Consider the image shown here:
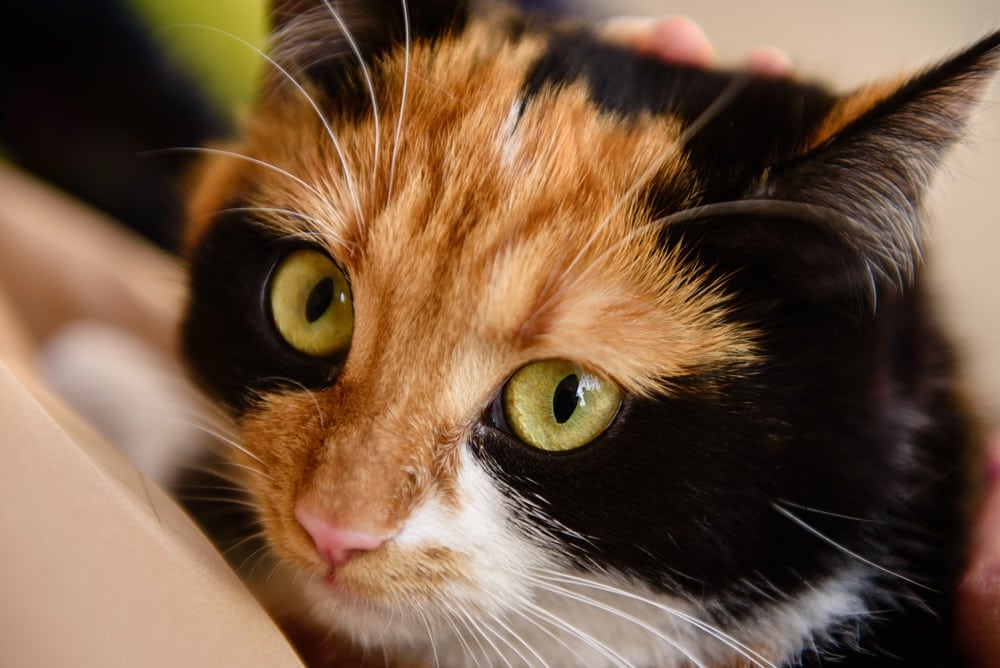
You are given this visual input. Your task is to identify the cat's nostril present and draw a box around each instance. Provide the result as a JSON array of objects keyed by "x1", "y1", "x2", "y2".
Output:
[{"x1": 294, "y1": 505, "x2": 386, "y2": 569}]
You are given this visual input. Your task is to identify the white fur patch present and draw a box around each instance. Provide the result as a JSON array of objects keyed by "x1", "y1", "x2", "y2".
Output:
[{"x1": 297, "y1": 441, "x2": 874, "y2": 667}]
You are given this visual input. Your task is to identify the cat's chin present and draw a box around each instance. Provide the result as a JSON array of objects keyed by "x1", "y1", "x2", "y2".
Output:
[{"x1": 298, "y1": 570, "x2": 449, "y2": 660}]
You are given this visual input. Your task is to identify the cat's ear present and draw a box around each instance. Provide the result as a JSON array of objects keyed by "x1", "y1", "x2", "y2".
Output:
[
  {"x1": 764, "y1": 31, "x2": 999, "y2": 295},
  {"x1": 266, "y1": 0, "x2": 469, "y2": 87}
]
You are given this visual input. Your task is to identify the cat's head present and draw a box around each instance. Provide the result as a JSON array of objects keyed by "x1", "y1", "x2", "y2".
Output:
[{"x1": 182, "y1": 0, "x2": 999, "y2": 663}]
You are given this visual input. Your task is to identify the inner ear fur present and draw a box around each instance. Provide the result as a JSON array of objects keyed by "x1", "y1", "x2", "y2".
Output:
[{"x1": 761, "y1": 31, "x2": 1000, "y2": 296}]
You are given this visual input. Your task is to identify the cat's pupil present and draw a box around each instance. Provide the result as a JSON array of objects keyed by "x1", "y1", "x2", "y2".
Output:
[
  {"x1": 552, "y1": 374, "x2": 580, "y2": 424},
  {"x1": 305, "y1": 277, "x2": 335, "y2": 323}
]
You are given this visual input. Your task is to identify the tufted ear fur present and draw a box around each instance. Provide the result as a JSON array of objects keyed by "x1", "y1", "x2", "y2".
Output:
[
  {"x1": 761, "y1": 31, "x2": 1000, "y2": 298},
  {"x1": 266, "y1": 0, "x2": 469, "y2": 96}
]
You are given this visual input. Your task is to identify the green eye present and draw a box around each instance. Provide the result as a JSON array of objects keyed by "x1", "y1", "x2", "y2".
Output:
[
  {"x1": 501, "y1": 360, "x2": 622, "y2": 452},
  {"x1": 269, "y1": 249, "x2": 353, "y2": 357}
]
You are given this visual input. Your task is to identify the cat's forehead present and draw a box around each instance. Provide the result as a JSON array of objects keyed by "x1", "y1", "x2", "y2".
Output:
[{"x1": 188, "y1": 21, "x2": 759, "y2": 397}]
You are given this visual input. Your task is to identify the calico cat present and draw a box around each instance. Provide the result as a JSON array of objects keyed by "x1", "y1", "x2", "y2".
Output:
[{"x1": 178, "y1": 1, "x2": 1000, "y2": 665}]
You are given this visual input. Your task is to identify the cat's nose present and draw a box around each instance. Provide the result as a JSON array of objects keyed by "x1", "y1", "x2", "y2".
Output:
[{"x1": 294, "y1": 505, "x2": 386, "y2": 569}]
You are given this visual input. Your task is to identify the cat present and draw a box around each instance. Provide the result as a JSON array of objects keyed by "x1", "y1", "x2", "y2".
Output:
[{"x1": 177, "y1": 0, "x2": 1000, "y2": 665}]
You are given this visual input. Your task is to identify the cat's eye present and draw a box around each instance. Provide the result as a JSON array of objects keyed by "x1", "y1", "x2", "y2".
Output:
[
  {"x1": 269, "y1": 249, "x2": 353, "y2": 357},
  {"x1": 501, "y1": 360, "x2": 622, "y2": 452}
]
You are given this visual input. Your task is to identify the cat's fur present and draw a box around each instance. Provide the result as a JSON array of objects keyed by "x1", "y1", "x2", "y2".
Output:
[{"x1": 179, "y1": 1, "x2": 1000, "y2": 665}]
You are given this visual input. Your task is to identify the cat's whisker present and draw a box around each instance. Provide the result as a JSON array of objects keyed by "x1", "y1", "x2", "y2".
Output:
[
  {"x1": 243, "y1": 542, "x2": 280, "y2": 580},
  {"x1": 205, "y1": 206, "x2": 349, "y2": 248},
  {"x1": 542, "y1": 196, "x2": 884, "y2": 344},
  {"x1": 530, "y1": 568, "x2": 776, "y2": 668},
  {"x1": 437, "y1": 601, "x2": 483, "y2": 668},
  {"x1": 414, "y1": 608, "x2": 441, "y2": 668},
  {"x1": 180, "y1": 495, "x2": 260, "y2": 510},
  {"x1": 220, "y1": 529, "x2": 269, "y2": 561},
  {"x1": 449, "y1": 602, "x2": 490, "y2": 668},
  {"x1": 256, "y1": 376, "x2": 328, "y2": 431},
  {"x1": 772, "y1": 502, "x2": 935, "y2": 592},
  {"x1": 456, "y1": 605, "x2": 514, "y2": 668},
  {"x1": 778, "y1": 499, "x2": 880, "y2": 524},
  {"x1": 147, "y1": 146, "x2": 323, "y2": 201},
  {"x1": 484, "y1": 609, "x2": 548, "y2": 668},
  {"x1": 387, "y1": 0, "x2": 411, "y2": 205},
  {"x1": 164, "y1": 23, "x2": 363, "y2": 221},
  {"x1": 319, "y1": 0, "x2": 382, "y2": 190},
  {"x1": 518, "y1": 598, "x2": 631, "y2": 668},
  {"x1": 528, "y1": 578, "x2": 704, "y2": 667},
  {"x1": 227, "y1": 460, "x2": 275, "y2": 482},
  {"x1": 183, "y1": 422, "x2": 266, "y2": 466},
  {"x1": 509, "y1": 602, "x2": 592, "y2": 667}
]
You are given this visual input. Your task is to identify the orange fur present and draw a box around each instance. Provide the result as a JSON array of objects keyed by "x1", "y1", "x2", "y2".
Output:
[
  {"x1": 188, "y1": 19, "x2": 759, "y2": 606},
  {"x1": 805, "y1": 77, "x2": 903, "y2": 152}
]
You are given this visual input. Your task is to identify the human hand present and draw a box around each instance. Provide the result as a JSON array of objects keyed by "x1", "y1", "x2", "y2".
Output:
[
  {"x1": 601, "y1": 15, "x2": 792, "y2": 75},
  {"x1": 956, "y1": 434, "x2": 1000, "y2": 664},
  {"x1": 601, "y1": 15, "x2": 1000, "y2": 665}
]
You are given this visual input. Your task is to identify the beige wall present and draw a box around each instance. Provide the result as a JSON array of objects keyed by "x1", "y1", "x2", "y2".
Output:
[{"x1": 586, "y1": 1, "x2": 1000, "y2": 421}]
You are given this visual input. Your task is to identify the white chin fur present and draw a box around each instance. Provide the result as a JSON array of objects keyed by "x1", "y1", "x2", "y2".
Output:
[{"x1": 296, "y1": 446, "x2": 872, "y2": 667}]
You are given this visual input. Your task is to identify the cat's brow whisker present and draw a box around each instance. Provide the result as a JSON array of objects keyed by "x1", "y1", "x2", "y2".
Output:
[
  {"x1": 145, "y1": 146, "x2": 324, "y2": 200},
  {"x1": 319, "y1": 0, "x2": 382, "y2": 190},
  {"x1": 531, "y1": 568, "x2": 776, "y2": 668},
  {"x1": 204, "y1": 206, "x2": 346, "y2": 248},
  {"x1": 544, "y1": 196, "x2": 883, "y2": 331},
  {"x1": 772, "y1": 502, "x2": 936, "y2": 592},
  {"x1": 161, "y1": 23, "x2": 364, "y2": 221},
  {"x1": 387, "y1": 0, "x2": 412, "y2": 205}
]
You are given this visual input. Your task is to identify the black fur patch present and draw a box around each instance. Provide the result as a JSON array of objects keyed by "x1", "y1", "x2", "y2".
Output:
[
  {"x1": 267, "y1": 0, "x2": 469, "y2": 116},
  {"x1": 182, "y1": 213, "x2": 348, "y2": 412},
  {"x1": 522, "y1": 30, "x2": 836, "y2": 202}
]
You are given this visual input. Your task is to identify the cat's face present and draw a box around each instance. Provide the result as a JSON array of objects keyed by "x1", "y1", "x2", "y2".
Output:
[{"x1": 182, "y1": 1, "x2": 999, "y2": 664}]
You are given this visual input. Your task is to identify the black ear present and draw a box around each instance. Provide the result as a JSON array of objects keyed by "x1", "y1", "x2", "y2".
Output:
[
  {"x1": 267, "y1": 0, "x2": 469, "y2": 89},
  {"x1": 762, "y1": 31, "x2": 1000, "y2": 295}
]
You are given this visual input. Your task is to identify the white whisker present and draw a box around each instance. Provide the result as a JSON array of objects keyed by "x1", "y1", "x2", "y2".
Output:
[
  {"x1": 161, "y1": 23, "x2": 364, "y2": 221},
  {"x1": 387, "y1": 0, "x2": 411, "y2": 205},
  {"x1": 519, "y1": 599, "x2": 631, "y2": 667},
  {"x1": 147, "y1": 146, "x2": 323, "y2": 200},
  {"x1": 257, "y1": 376, "x2": 327, "y2": 430},
  {"x1": 320, "y1": 0, "x2": 382, "y2": 188},
  {"x1": 438, "y1": 602, "x2": 483, "y2": 668},
  {"x1": 532, "y1": 569, "x2": 776, "y2": 668},
  {"x1": 414, "y1": 608, "x2": 440, "y2": 668},
  {"x1": 530, "y1": 579, "x2": 704, "y2": 667},
  {"x1": 773, "y1": 503, "x2": 935, "y2": 592},
  {"x1": 184, "y1": 422, "x2": 264, "y2": 465},
  {"x1": 459, "y1": 605, "x2": 513, "y2": 668}
]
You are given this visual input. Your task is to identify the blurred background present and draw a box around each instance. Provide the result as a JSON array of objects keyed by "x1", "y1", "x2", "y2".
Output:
[{"x1": 0, "y1": 0, "x2": 997, "y2": 418}]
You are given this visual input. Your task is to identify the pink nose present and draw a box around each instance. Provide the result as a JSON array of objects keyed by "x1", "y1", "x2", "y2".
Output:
[{"x1": 294, "y1": 505, "x2": 385, "y2": 569}]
